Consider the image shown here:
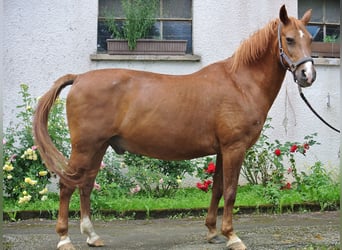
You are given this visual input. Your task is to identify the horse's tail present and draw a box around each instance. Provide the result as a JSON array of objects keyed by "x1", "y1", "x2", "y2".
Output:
[{"x1": 33, "y1": 74, "x2": 78, "y2": 186}]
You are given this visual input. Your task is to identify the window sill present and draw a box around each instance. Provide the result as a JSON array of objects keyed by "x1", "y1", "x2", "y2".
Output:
[
  {"x1": 90, "y1": 53, "x2": 201, "y2": 62},
  {"x1": 313, "y1": 58, "x2": 340, "y2": 66}
]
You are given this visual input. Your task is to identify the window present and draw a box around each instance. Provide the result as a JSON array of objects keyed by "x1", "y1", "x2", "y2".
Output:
[
  {"x1": 97, "y1": 0, "x2": 193, "y2": 54},
  {"x1": 298, "y1": 0, "x2": 340, "y2": 58}
]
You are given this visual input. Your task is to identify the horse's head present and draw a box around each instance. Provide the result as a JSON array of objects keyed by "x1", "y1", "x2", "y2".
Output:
[{"x1": 278, "y1": 5, "x2": 316, "y2": 87}]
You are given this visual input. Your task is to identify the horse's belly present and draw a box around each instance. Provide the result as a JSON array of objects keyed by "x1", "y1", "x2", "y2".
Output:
[{"x1": 111, "y1": 132, "x2": 218, "y2": 161}]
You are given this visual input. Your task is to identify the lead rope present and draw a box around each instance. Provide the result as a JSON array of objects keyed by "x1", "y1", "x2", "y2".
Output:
[{"x1": 298, "y1": 86, "x2": 340, "y2": 133}]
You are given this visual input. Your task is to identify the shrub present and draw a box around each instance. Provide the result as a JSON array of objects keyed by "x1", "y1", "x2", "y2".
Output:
[
  {"x1": 123, "y1": 152, "x2": 196, "y2": 197},
  {"x1": 2, "y1": 84, "x2": 70, "y2": 203},
  {"x1": 242, "y1": 118, "x2": 319, "y2": 188}
]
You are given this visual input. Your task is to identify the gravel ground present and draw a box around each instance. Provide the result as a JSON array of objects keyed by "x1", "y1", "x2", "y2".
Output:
[{"x1": 3, "y1": 211, "x2": 340, "y2": 250}]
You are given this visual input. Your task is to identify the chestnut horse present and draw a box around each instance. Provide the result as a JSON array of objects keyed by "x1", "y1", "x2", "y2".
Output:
[{"x1": 33, "y1": 5, "x2": 315, "y2": 250}]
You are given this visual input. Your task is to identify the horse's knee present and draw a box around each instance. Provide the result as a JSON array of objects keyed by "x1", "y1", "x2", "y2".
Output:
[{"x1": 56, "y1": 219, "x2": 69, "y2": 236}]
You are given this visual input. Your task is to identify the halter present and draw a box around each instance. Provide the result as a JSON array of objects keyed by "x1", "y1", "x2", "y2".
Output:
[{"x1": 277, "y1": 23, "x2": 314, "y2": 82}]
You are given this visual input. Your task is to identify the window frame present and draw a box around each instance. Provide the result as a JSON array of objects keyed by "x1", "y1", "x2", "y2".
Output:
[
  {"x1": 299, "y1": 0, "x2": 340, "y2": 58},
  {"x1": 97, "y1": 0, "x2": 193, "y2": 55}
]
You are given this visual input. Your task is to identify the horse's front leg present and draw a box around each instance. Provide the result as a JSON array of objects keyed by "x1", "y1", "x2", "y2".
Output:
[
  {"x1": 56, "y1": 182, "x2": 76, "y2": 250},
  {"x1": 221, "y1": 147, "x2": 247, "y2": 250},
  {"x1": 205, "y1": 153, "x2": 225, "y2": 243},
  {"x1": 79, "y1": 177, "x2": 104, "y2": 247}
]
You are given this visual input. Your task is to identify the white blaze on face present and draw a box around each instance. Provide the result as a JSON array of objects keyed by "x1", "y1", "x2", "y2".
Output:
[
  {"x1": 297, "y1": 29, "x2": 315, "y2": 84},
  {"x1": 302, "y1": 61, "x2": 315, "y2": 84}
]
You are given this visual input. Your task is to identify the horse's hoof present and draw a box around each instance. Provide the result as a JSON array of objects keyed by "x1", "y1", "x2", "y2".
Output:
[
  {"x1": 227, "y1": 240, "x2": 247, "y2": 250},
  {"x1": 87, "y1": 238, "x2": 104, "y2": 247},
  {"x1": 57, "y1": 242, "x2": 77, "y2": 250},
  {"x1": 208, "y1": 235, "x2": 226, "y2": 244}
]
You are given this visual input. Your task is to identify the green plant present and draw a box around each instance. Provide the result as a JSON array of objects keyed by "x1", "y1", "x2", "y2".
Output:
[
  {"x1": 123, "y1": 152, "x2": 196, "y2": 198},
  {"x1": 242, "y1": 118, "x2": 319, "y2": 187},
  {"x1": 298, "y1": 161, "x2": 340, "y2": 210},
  {"x1": 104, "y1": 0, "x2": 158, "y2": 50},
  {"x1": 323, "y1": 35, "x2": 338, "y2": 43},
  {"x1": 2, "y1": 84, "x2": 70, "y2": 203}
]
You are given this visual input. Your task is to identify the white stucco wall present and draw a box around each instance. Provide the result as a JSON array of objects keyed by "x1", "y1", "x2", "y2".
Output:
[{"x1": 3, "y1": 1, "x2": 340, "y2": 175}]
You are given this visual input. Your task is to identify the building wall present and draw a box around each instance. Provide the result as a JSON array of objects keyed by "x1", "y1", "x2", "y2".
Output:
[{"x1": 3, "y1": 1, "x2": 340, "y2": 175}]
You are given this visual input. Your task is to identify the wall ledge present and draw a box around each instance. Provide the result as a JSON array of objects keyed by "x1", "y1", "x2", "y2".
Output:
[
  {"x1": 90, "y1": 53, "x2": 201, "y2": 62},
  {"x1": 313, "y1": 58, "x2": 340, "y2": 66}
]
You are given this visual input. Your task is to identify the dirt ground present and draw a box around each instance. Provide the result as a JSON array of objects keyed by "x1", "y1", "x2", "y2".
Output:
[{"x1": 3, "y1": 211, "x2": 340, "y2": 250}]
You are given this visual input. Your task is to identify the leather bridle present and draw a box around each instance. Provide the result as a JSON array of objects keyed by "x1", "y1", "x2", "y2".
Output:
[{"x1": 277, "y1": 23, "x2": 314, "y2": 82}]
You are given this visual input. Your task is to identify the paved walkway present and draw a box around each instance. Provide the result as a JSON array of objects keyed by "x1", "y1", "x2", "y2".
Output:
[{"x1": 3, "y1": 211, "x2": 340, "y2": 250}]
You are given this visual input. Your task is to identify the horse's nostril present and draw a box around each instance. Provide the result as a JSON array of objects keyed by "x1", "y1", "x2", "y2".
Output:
[{"x1": 301, "y1": 70, "x2": 307, "y2": 80}]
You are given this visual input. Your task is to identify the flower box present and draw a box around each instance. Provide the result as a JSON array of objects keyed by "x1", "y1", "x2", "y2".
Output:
[
  {"x1": 311, "y1": 42, "x2": 340, "y2": 58},
  {"x1": 106, "y1": 39, "x2": 187, "y2": 55}
]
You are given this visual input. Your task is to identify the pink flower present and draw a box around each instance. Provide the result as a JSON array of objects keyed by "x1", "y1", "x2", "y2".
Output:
[
  {"x1": 159, "y1": 178, "x2": 164, "y2": 184},
  {"x1": 100, "y1": 161, "x2": 106, "y2": 169},
  {"x1": 2, "y1": 139, "x2": 6, "y2": 145},
  {"x1": 287, "y1": 167, "x2": 292, "y2": 174},
  {"x1": 31, "y1": 145, "x2": 38, "y2": 150},
  {"x1": 10, "y1": 154, "x2": 17, "y2": 162},
  {"x1": 130, "y1": 184, "x2": 141, "y2": 194},
  {"x1": 205, "y1": 162, "x2": 216, "y2": 174},
  {"x1": 274, "y1": 149, "x2": 281, "y2": 156},
  {"x1": 93, "y1": 182, "x2": 101, "y2": 191}
]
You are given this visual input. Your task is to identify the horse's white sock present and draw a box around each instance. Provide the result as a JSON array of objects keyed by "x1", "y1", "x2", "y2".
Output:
[{"x1": 80, "y1": 216, "x2": 100, "y2": 245}]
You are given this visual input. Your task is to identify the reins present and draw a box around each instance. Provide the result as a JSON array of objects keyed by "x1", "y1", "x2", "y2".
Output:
[
  {"x1": 278, "y1": 23, "x2": 340, "y2": 134},
  {"x1": 298, "y1": 86, "x2": 340, "y2": 133}
]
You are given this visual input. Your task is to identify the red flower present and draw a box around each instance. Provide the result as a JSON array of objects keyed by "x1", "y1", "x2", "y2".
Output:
[
  {"x1": 196, "y1": 179, "x2": 213, "y2": 192},
  {"x1": 274, "y1": 148, "x2": 281, "y2": 156},
  {"x1": 290, "y1": 144, "x2": 298, "y2": 153},
  {"x1": 281, "y1": 182, "x2": 291, "y2": 190},
  {"x1": 205, "y1": 162, "x2": 216, "y2": 174},
  {"x1": 303, "y1": 143, "x2": 310, "y2": 150},
  {"x1": 196, "y1": 182, "x2": 209, "y2": 192},
  {"x1": 204, "y1": 180, "x2": 212, "y2": 186}
]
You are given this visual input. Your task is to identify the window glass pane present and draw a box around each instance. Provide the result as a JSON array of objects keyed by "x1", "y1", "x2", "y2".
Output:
[
  {"x1": 99, "y1": 0, "x2": 124, "y2": 18},
  {"x1": 306, "y1": 24, "x2": 323, "y2": 41},
  {"x1": 325, "y1": 0, "x2": 340, "y2": 23},
  {"x1": 326, "y1": 25, "x2": 340, "y2": 41},
  {"x1": 163, "y1": 21, "x2": 192, "y2": 53},
  {"x1": 97, "y1": 20, "x2": 112, "y2": 52},
  {"x1": 298, "y1": 0, "x2": 323, "y2": 23},
  {"x1": 162, "y1": 0, "x2": 192, "y2": 18}
]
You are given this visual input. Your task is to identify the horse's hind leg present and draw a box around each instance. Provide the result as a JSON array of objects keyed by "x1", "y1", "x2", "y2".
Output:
[
  {"x1": 78, "y1": 146, "x2": 107, "y2": 247},
  {"x1": 56, "y1": 182, "x2": 76, "y2": 250},
  {"x1": 79, "y1": 176, "x2": 104, "y2": 247},
  {"x1": 56, "y1": 145, "x2": 107, "y2": 249},
  {"x1": 205, "y1": 153, "x2": 225, "y2": 243}
]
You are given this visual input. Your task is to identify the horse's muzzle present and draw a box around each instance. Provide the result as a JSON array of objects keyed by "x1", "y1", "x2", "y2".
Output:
[{"x1": 295, "y1": 61, "x2": 316, "y2": 87}]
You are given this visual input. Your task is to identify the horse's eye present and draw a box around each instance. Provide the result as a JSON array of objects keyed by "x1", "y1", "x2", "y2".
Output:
[{"x1": 286, "y1": 37, "x2": 295, "y2": 45}]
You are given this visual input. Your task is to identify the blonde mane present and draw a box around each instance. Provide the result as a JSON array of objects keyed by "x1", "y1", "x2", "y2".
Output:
[{"x1": 231, "y1": 19, "x2": 279, "y2": 72}]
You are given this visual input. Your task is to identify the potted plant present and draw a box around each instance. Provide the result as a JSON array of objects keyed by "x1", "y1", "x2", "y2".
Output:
[
  {"x1": 311, "y1": 35, "x2": 340, "y2": 58},
  {"x1": 104, "y1": 0, "x2": 187, "y2": 55}
]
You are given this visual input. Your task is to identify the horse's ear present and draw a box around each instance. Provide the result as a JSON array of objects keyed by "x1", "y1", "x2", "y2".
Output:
[
  {"x1": 301, "y1": 9, "x2": 312, "y2": 25},
  {"x1": 279, "y1": 5, "x2": 289, "y2": 25}
]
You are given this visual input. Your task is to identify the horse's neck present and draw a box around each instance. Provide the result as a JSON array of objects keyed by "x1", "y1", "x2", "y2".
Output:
[{"x1": 236, "y1": 43, "x2": 286, "y2": 110}]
